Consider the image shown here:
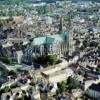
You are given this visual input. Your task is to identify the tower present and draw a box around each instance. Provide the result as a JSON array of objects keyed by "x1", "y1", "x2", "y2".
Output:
[
  {"x1": 59, "y1": 16, "x2": 63, "y2": 33},
  {"x1": 67, "y1": 12, "x2": 73, "y2": 57}
]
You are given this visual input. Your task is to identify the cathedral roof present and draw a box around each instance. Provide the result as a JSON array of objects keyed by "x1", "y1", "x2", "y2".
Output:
[{"x1": 31, "y1": 32, "x2": 67, "y2": 46}]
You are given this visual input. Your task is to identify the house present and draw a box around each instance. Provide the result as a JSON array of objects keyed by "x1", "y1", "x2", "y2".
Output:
[
  {"x1": 86, "y1": 83, "x2": 100, "y2": 99},
  {"x1": 1, "y1": 84, "x2": 40, "y2": 100},
  {"x1": 72, "y1": 89, "x2": 83, "y2": 98},
  {"x1": 83, "y1": 78, "x2": 100, "y2": 91}
]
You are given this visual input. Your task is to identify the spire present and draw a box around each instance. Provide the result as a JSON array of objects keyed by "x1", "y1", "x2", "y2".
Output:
[{"x1": 59, "y1": 16, "x2": 63, "y2": 33}]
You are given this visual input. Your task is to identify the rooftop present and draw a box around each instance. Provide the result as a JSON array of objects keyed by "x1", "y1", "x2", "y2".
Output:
[
  {"x1": 31, "y1": 32, "x2": 67, "y2": 46},
  {"x1": 89, "y1": 83, "x2": 100, "y2": 92}
]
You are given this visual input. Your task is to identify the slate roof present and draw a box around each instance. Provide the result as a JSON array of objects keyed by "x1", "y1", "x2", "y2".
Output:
[{"x1": 89, "y1": 83, "x2": 100, "y2": 92}]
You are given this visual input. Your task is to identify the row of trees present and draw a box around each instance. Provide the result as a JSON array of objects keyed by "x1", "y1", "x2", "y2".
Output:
[
  {"x1": 0, "y1": 86, "x2": 11, "y2": 93},
  {"x1": 0, "y1": 56, "x2": 11, "y2": 64},
  {"x1": 0, "y1": 56, "x2": 17, "y2": 65},
  {"x1": 33, "y1": 55, "x2": 57, "y2": 66},
  {"x1": 0, "y1": 10, "x2": 25, "y2": 17},
  {"x1": 57, "y1": 76, "x2": 78, "y2": 93},
  {"x1": 36, "y1": 5, "x2": 49, "y2": 15},
  {"x1": 0, "y1": 0, "x2": 30, "y2": 5}
]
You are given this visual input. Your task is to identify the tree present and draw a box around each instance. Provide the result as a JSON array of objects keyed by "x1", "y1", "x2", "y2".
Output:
[
  {"x1": 0, "y1": 71, "x2": 5, "y2": 76},
  {"x1": 67, "y1": 76, "x2": 78, "y2": 90},
  {"x1": 57, "y1": 81, "x2": 67, "y2": 93},
  {"x1": 78, "y1": 70, "x2": 85, "y2": 76},
  {"x1": 47, "y1": 55, "x2": 57, "y2": 65},
  {"x1": 36, "y1": 5, "x2": 49, "y2": 15},
  {"x1": 17, "y1": 97, "x2": 24, "y2": 100},
  {"x1": 67, "y1": 76, "x2": 74, "y2": 85},
  {"x1": 8, "y1": 70, "x2": 17, "y2": 76},
  {"x1": 1, "y1": 86, "x2": 11, "y2": 93},
  {"x1": 0, "y1": 45, "x2": 2, "y2": 49},
  {"x1": 0, "y1": 56, "x2": 11, "y2": 64},
  {"x1": 33, "y1": 55, "x2": 57, "y2": 66},
  {"x1": 96, "y1": 67, "x2": 100, "y2": 72}
]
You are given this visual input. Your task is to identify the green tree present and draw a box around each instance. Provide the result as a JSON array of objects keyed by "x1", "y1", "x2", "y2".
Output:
[
  {"x1": 0, "y1": 56, "x2": 11, "y2": 64},
  {"x1": 1, "y1": 86, "x2": 11, "y2": 93},
  {"x1": 36, "y1": 5, "x2": 49, "y2": 15},
  {"x1": 0, "y1": 71, "x2": 4, "y2": 76},
  {"x1": 67, "y1": 76, "x2": 78, "y2": 90},
  {"x1": 8, "y1": 70, "x2": 17, "y2": 75},
  {"x1": 78, "y1": 70, "x2": 85, "y2": 76},
  {"x1": 47, "y1": 55, "x2": 57, "y2": 65},
  {"x1": 57, "y1": 81, "x2": 67, "y2": 93},
  {"x1": 17, "y1": 97, "x2": 24, "y2": 100},
  {"x1": 67, "y1": 76, "x2": 74, "y2": 85},
  {"x1": 33, "y1": 55, "x2": 57, "y2": 66},
  {"x1": 96, "y1": 67, "x2": 100, "y2": 72}
]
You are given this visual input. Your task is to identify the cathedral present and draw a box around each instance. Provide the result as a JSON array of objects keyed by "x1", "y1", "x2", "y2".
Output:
[{"x1": 25, "y1": 17, "x2": 70, "y2": 59}]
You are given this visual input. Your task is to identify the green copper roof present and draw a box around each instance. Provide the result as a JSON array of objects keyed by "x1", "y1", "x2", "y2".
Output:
[
  {"x1": 32, "y1": 37, "x2": 46, "y2": 46},
  {"x1": 31, "y1": 32, "x2": 67, "y2": 46}
]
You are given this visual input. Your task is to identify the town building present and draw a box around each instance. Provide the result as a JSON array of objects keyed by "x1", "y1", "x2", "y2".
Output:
[{"x1": 86, "y1": 83, "x2": 100, "y2": 99}]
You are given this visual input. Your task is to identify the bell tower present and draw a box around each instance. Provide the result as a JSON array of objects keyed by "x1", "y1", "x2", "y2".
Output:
[
  {"x1": 67, "y1": 12, "x2": 74, "y2": 57},
  {"x1": 59, "y1": 16, "x2": 63, "y2": 33}
]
